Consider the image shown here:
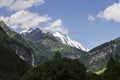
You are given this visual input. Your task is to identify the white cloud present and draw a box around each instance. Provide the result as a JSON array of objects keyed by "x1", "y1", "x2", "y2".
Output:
[
  {"x1": 44, "y1": 19, "x2": 68, "y2": 35},
  {"x1": 97, "y1": 2, "x2": 120, "y2": 23},
  {"x1": 0, "y1": 0, "x2": 45, "y2": 11},
  {"x1": 0, "y1": 0, "x2": 14, "y2": 8},
  {"x1": 0, "y1": 0, "x2": 68, "y2": 36},
  {"x1": 0, "y1": 10, "x2": 51, "y2": 29},
  {"x1": 88, "y1": 14, "x2": 96, "y2": 21},
  {"x1": 10, "y1": 0, "x2": 44, "y2": 11}
]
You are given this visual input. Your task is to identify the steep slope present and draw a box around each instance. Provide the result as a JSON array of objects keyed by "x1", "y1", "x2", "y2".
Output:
[
  {"x1": 39, "y1": 32, "x2": 86, "y2": 58},
  {"x1": 0, "y1": 21, "x2": 34, "y2": 65},
  {"x1": 0, "y1": 25, "x2": 31, "y2": 80},
  {"x1": 20, "y1": 29, "x2": 89, "y2": 52},
  {"x1": 20, "y1": 28, "x2": 33, "y2": 36},
  {"x1": 20, "y1": 28, "x2": 87, "y2": 64},
  {"x1": 0, "y1": 22, "x2": 54, "y2": 65},
  {"x1": 53, "y1": 32, "x2": 89, "y2": 52},
  {"x1": 20, "y1": 28, "x2": 44, "y2": 41},
  {"x1": 87, "y1": 37, "x2": 120, "y2": 72},
  {"x1": 0, "y1": 21, "x2": 86, "y2": 66}
]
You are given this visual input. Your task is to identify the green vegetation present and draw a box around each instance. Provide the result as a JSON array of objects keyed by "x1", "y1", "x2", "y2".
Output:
[
  {"x1": 87, "y1": 35, "x2": 120, "y2": 72},
  {"x1": 13, "y1": 30, "x2": 85, "y2": 65},
  {"x1": 95, "y1": 68, "x2": 106, "y2": 75},
  {"x1": 22, "y1": 51, "x2": 120, "y2": 80},
  {"x1": 102, "y1": 56, "x2": 120, "y2": 80},
  {"x1": 0, "y1": 25, "x2": 32, "y2": 80},
  {"x1": 86, "y1": 72, "x2": 100, "y2": 80},
  {"x1": 1, "y1": 21, "x2": 120, "y2": 80},
  {"x1": 22, "y1": 52, "x2": 100, "y2": 80},
  {"x1": 0, "y1": 21, "x2": 86, "y2": 66},
  {"x1": 0, "y1": 21, "x2": 17, "y2": 38}
]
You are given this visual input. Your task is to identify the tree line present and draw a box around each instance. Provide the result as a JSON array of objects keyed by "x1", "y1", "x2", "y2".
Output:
[{"x1": 22, "y1": 51, "x2": 120, "y2": 80}]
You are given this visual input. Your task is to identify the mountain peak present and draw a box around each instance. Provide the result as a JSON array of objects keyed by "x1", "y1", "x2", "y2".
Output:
[
  {"x1": 20, "y1": 28, "x2": 33, "y2": 34},
  {"x1": 20, "y1": 28, "x2": 89, "y2": 51},
  {"x1": 53, "y1": 32, "x2": 89, "y2": 52},
  {"x1": 20, "y1": 28, "x2": 45, "y2": 41}
]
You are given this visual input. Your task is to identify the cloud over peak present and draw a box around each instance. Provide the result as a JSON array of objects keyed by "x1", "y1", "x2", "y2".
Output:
[
  {"x1": 97, "y1": 2, "x2": 120, "y2": 23},
  {"x1": 0, "y1": 10, "x2": 51, "y2": 29},
  {"x1": 0, "y1": 0, "x2": 14, "y2": 8},
  {"x1": 44, "y1": 19, "x2": 68, "y2": 35},
  {"x1": 0, "y1": 0, "x2": 69, "y2": 36}
]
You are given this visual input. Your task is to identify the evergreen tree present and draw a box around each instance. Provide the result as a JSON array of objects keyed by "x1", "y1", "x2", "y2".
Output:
[
  {"x1": 53, "y1": 51, "x2": 61, "y2": 60},
  {"x1": 85, "y1": 72, "x2": 100, "y2": 80},
  {"x1": 22, "y1": 52, "x2": 87, "y2": 80},
  {"x1": 102, "y1": 56, "x2": 120, "y2": 80}
]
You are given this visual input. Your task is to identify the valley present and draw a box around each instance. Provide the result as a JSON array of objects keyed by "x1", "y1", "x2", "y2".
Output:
[{"x1": 0, "y1": 21, "x2": 120, "y2": 80}]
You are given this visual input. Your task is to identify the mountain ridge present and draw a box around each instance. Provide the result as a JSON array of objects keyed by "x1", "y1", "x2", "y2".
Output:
[
  {"x1": 53, "y1": 32, "x2": 89, "y2": 52},
  {"x1": 1, "y1": 21, "x2": 120, "y2": 73},
  {"x1": 0, "y1": 21, "x2": 32, "y2": 80},
  {"x1": 20, "y1": 28, "x2": 89, "y2": 52},
  {"x1": 0, "y1": 21, "x2": 35, "y2": 65},
  {"x1": 19, "y1": 27, "x2": 87, "y2": 65},
  {"x1": 0, "y1": 21, "x2": 86, "y2": 66},
  {"x1": 86, "y1": 37, "x2": 120, "y2": 72}
]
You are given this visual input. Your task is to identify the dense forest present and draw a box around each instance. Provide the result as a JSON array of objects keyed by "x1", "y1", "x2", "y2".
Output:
[{"x1": 21, "y1": 51, "x2": 120, "y2": 80}]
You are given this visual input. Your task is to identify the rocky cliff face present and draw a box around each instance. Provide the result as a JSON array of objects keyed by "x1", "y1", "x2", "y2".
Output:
[
  {"x1": 87, "y1": 38, "x2": 120, "y2": 71},
  {"x1": 90, "y1": 44, "x2": 116, "y2": 63},
  {"x1": 20, "y1": 28, "x2": 45, "y2": 41},
  {"x1": 9, "y1": 42, "x2": 34, "y2": 65},
  {"x1": 20, "y1": 28, "x2": 89, "y2": 52},
  {"x1": 20, "y1": 27, "x2": 87, "y2": 65},
  {"x1": 0, "y1": 23, "x2": 32, "y2": 80},
  {"x1": 0, "y1": 21, "x2": 35, "y2": 66}
]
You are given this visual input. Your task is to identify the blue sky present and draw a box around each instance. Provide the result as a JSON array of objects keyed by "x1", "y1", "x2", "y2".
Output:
[{"x1": 0, "y1": 0, "x2": 120, "y2": 49}]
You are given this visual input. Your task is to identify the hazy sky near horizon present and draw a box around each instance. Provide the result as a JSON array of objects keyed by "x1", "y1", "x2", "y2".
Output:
[{"x1": 0, "y1": 0, "x2": 120, "y2": 49}]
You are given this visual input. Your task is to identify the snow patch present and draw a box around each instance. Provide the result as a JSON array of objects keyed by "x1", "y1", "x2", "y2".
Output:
[
  {"x1": 20, "y1": 28, "x2": 33, "y2": 35},
  {"x1": 53, "y1": 32, "x2": 89, "y2": 52}
]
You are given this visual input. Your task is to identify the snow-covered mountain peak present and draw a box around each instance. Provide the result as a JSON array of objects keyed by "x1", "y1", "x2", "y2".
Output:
[
  {"x1": 20, "y1": 29, "x2": 89, "y2": 52},
  {"x1": 53, "y1": 32, "x2": 89, "y2": 52},
  {"x1": 20, "y1": 28, "x2": 33, "y2": 35}
]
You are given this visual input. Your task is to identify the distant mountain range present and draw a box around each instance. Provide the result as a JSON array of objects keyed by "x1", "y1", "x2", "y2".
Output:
[
  {"x1": 19, "y1": 27, "x2": 88, "y2": 64},
  {"x1": 1, "y1": 20, "x2": 120, "y2": 74},
  {"x1": 20, "y1": 28, "x2": 89, "y2": 52},
  {"x1": 0, "y1": 21, "x2": 87, "y2": 66}
]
